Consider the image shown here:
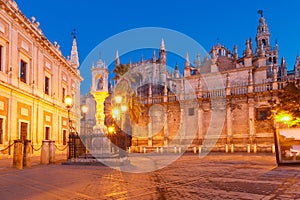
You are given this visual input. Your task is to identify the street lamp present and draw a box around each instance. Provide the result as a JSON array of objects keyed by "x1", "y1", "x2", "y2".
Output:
[
  {"x1": 112, "y1": 95, "x2": 128, "y2": 158},
  {"x1": 81, "y1": 104, "x2": 88, "y2": 135},
  {"x1": 81, "y1": 104, "x2": 89, "y2": 157},
  {"x1": 81, "y1": 104, "x2": 88, "y2": 115},
  {"x1": 273, "y1": 110, "x2": 293, "y2": 164},
  {"x1": 64, "y1": 95, "x2": 73, "y2": 159},
  {"x1": 65, "y1": 95, "x2": 73, "y2": 133}
]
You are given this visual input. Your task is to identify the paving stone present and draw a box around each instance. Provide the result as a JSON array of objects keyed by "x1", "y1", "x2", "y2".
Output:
[{"x1": 0, "y1": 153, "x2": 300, "y2": 199}]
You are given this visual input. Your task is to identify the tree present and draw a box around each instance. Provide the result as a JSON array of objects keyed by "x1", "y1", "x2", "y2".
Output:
[
  {"x1": 276, "y1": 82, "x2": 300, "y2": 126},
  {"x1": 112, "y1": 64, "x2": 130, "y2": 82}
]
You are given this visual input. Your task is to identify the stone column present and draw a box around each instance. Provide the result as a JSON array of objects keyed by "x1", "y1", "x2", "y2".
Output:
[
  {"x1": 148, "y1": 122, "x2": 152, "y2": 146},
  {"x1": 49, "y1": 141, "x2": 55, "y2": 164},
  {"x1": 40, "y1": 140, "x2": 50, "y2": 164},
  {"x1": 23, "y1": 140, "x2": 32, "y2": 168},
  {"x1": 180, "y1": 108, "x2": 185, "y2": 144},
  {"x1": 163, "y1": 109, "x2": 168, "y2": 146},
  {"x1": 198, "y1": 108, "x2": 203, "y2": 144},
  {"x1": 13, "y1": 140, "x2": 23, "y2": 169},
  {"x1": 226, "y1": 105, "x2": 232, "y2": 144},
  {"x1": 248, "y1": 101, "x2": 255, "y2": 143}
]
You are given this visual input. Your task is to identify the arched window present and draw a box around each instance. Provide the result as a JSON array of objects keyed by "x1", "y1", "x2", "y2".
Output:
[{"x1": 262, "y1": 39, "x2": 266, "y2": 47}]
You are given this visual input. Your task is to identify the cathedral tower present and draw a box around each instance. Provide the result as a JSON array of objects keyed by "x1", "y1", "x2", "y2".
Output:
[{"x1": 255, "y1": 10, "x2": 271, "y2": 55}]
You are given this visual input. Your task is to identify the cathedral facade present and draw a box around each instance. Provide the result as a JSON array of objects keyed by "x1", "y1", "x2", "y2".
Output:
[
  {"x1": 80, "y1": 13, "x2": 300, "y2": 153},
  {"x1": 0, "y1": 0, "x2": 82, "y2": 158},
  {"x1": 108, "y1": 13, "x2": 299, "y2": 152}
]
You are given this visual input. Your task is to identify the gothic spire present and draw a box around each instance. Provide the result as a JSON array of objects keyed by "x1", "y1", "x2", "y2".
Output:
[
  {"x1": 175, "y1": 62, "x2": 179, "y2": 71},
  {"x1": 185, "y1": 52, "x2": 190, "y2": 67},
  {"x1": 153, "y1": 50, "x2": 156, "y2": 62},
  {"x1": 160, "y1": 38, "x2": 165, "y2": 50},
  {"x1": 233, "y1": 44, "x2": 238, "y2": 60},
  {"x1": 115, "y1": 50, "x2": 120, "y2": 66},
  {"x1": 280, "y1": 56, "x2": 287, "y2": 78},
  {"x1": 197, "y1": 53, "x2": 201, "y2": 68},
  {"x1": 69, "y1": 33, "x2": 79, "y2": 69},
  {"x1": 245, "y1": 39, "x2": 252, "y2": 57}
]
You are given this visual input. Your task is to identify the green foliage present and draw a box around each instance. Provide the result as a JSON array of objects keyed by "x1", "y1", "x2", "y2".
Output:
[{"x1": 277, "y1": 82, "x2": 300, "y2": 126}]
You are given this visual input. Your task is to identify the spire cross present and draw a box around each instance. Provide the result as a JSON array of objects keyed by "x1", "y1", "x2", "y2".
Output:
[
  {"x1": 257, "y1": 10, "x2": 263, "y2": 17},
  {"x1": 71, "y1": 28, "x2": 77, "y2": 39}
]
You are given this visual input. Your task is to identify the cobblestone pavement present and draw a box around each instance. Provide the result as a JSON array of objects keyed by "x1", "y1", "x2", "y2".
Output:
[{"x1": 0, "y1": 153, "x2": 300, "y2": 200}]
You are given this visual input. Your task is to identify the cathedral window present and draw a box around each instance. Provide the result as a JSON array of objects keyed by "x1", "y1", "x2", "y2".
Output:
[
  {"x1": 45, "y1": 76, "x2": 50, "y2": 95},
  {"x1": 45, "y1": 126, "x2": 50, "y2": 140},
  {"x1": 0, "y1": 45, "x2": 2, "y2": 72},
  {"x1": 0, "y1": 118, "x2": 3, "y2": 144},
  {"x1": 256, "y1": 108, "x2": 271, "y2": 121},
  {"x1": 188, "y1": 108, "x2": 195, "y2": 116},
  {"x1": 20, "y1": 60, "x2": 27, "y2": 83},
  {"x1": 62, "y1": 87, "x2": 66, "y2": 102},
  {"x1": 262, "y1": 39, "x2": 266, "y2": 47},
  {"x1": 63, "y1": 129, "x2": 67, "y2": 145}
]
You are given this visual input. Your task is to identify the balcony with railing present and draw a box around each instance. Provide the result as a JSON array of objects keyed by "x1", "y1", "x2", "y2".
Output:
[{"x1": 135, "y1": 80, "x2": 289, "y2": 105}]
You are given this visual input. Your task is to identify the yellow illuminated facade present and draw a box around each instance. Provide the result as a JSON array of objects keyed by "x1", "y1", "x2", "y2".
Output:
[
  {"x1": 0, "y1": 0, "x2": 82, "y2": 158},
  {"x1": 91, "y1": 59, "x2": 109, "y2": 129}
]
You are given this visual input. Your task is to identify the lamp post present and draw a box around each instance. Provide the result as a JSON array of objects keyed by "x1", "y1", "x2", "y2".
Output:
[
  {"x1": 112, "y1": 95, "x2": 128, "y2": 158},
  {"x1": 81, "y1": 104, "x2": 88, "y2": 134},
  {"x1": 81, "y1": 104, "x2": 88, "y2": 157},
  {"x1": 64, "y1": 95, "x2": 73, "y2": 159},
  {"x1": 273, "y1": 110, "x2": 293, "y2": 164},
  {"x1": 65, "y1": 95, "x2": 73, "y2": 134}
]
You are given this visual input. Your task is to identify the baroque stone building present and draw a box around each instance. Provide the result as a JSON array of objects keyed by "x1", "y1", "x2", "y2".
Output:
[{"x1": 0, "y1": 0, "x2": 82, "y2": 158}]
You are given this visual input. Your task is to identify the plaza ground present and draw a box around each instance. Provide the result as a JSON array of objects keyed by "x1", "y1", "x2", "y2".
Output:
[{"x1": 0, "y1": 153, "x2": 300, "y2": 199}]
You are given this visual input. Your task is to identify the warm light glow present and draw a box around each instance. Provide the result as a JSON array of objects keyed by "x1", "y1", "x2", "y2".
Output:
[
  {"x1": 64, "y1": 95, "x2": 73, "y2": 108},
  {"x1": 108, "y1": 126, "x2": 115, "y2": 134},
  {"x1": 121, "y1": 105, "x2": 127, "y2": 112},
  {"x1": 275, "y1": 112, "x2": 293, "y2": 123},
  {"x1": 115, "y1": 96, "x2": 122, "y2": 104},
  {"x1": 81, "y1": 104, "x2": 88, "y2": 113},
  {"x1": 112, "y1": 108, "x2": 120, "y2": 118}
]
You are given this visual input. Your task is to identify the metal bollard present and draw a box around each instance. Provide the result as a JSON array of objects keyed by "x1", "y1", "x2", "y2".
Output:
[
  {"x1": 225, "y1": 144, "x2": 229, "y2": 153},
  {"x1": 160, "y1": 147, "x2": 164, "y2": 153},
  {"x1": 198, "y1": 146, "x2": 202, "y2": 154},
  {"x1": 156, "y1": 147, "x2": 159, "y2": 153},
  {"x1": 174, "y1": 146, "x2": 177, "y2": 153},
  {"x1": 253, "y1": 144, "x2": 257, "y2": 153},
  {"x1": 143, "y1": 147, "x2": 146, "y2": 153},
  {"x1": 193, "y1": 147, "x2": 197, "y2": 154},
  {"x1": 272, "y1": 144, "x2": 275, "y2": 154},
  {"x1": 231, "y1": 144, "x2": 234, "y2": 153},
  {"x1": 247, "y1": 144, "x2": 251, "y2": 153}
]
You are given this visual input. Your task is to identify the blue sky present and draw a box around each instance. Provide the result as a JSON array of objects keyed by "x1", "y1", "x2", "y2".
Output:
[{"x1": 16, "y1": 1, "x2": 300, "y2": 95}]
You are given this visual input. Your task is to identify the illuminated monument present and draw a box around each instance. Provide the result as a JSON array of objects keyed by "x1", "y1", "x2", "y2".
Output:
[{"x1": 90, "y1": 59, "x2": 110, "y2": 155}]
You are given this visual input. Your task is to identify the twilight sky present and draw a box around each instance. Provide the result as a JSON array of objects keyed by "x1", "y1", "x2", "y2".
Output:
[{"x1": 16, "y1": 0, "x2": 300, "y2": 95}]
